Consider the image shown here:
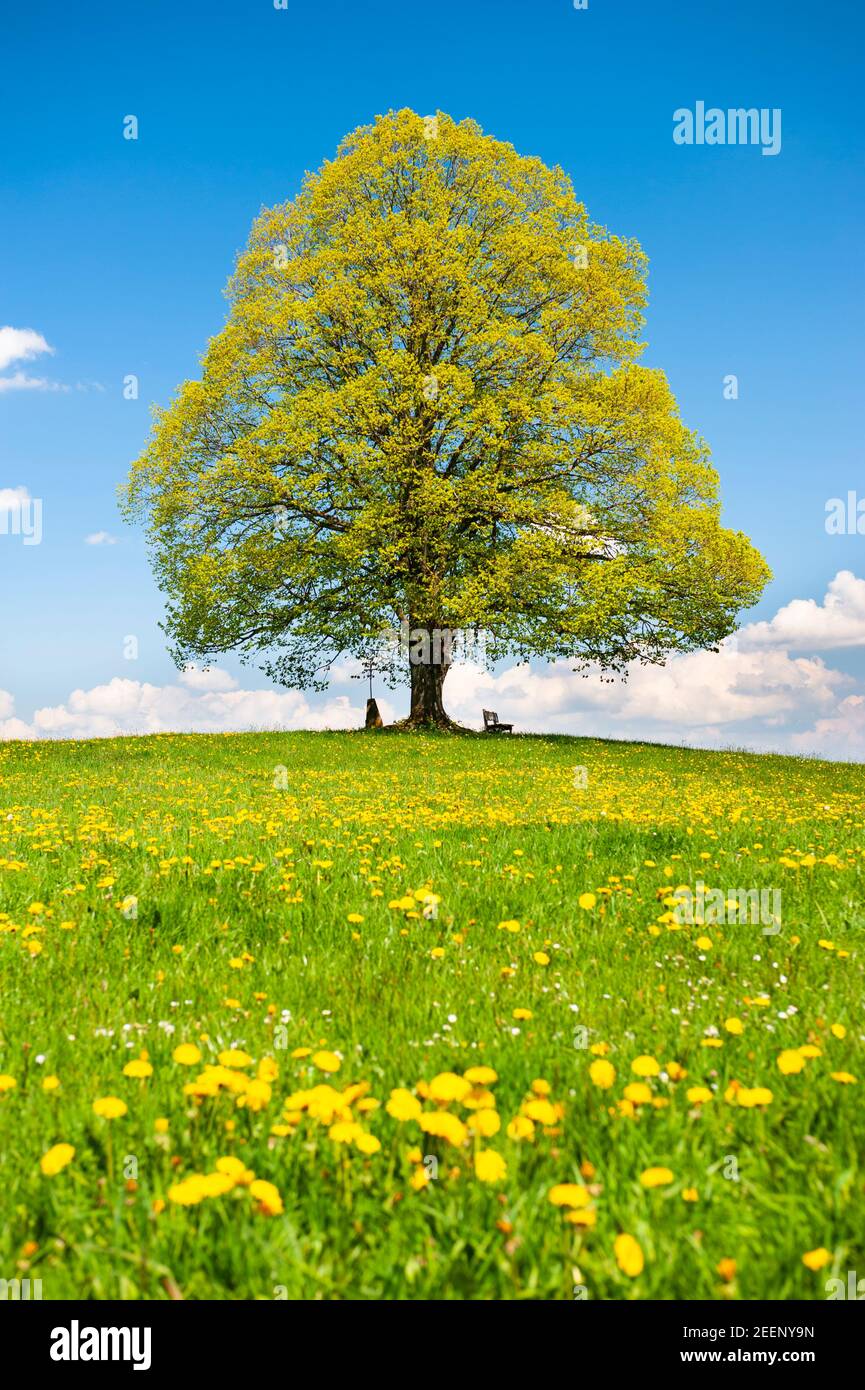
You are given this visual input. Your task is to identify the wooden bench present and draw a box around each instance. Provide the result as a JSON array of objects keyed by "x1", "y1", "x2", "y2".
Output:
[{"x1": 483, "y1": 709, "x2": 513, "y2": 734}]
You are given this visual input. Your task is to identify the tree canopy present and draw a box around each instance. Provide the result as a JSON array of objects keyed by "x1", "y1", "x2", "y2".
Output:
[{"x1": 124, "y1": 109, "x2": 770, "y2": 726}]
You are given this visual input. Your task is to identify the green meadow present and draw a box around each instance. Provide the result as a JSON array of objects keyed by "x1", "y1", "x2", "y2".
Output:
[{"x1": 0, "y1": 730, "x2": 862, "y2": 1300}]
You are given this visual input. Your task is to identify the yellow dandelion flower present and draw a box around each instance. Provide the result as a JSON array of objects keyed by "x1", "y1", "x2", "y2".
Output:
[
  {"x1": 589, "y1": 1059, "x2": 616, "y2": 1089},
  {"x1": 40, "y1": 1143, "x2": 75, "y2": 1176},
  {"x1": 215, "y1": 1156, "x2": 253, "y2": 1183},
  {"x1": 777, "y1": 1049, "x2": 806, "y2": 1075},
  {"x1": 428, "y1": 1072, "x2": 471, "y2": 1104},
  {"x1": 238, "y1": 1078, "x2": 272, "y2": 1111},
  {"x1": 329, "y1": 1121, "x2": 363, "y2": 1145},
  {"x1": 418, "y1": 1111, "x2": 468, "y2": 1147},
  {"x1": 355, "y1": 1133, "x2": 381, "y2": 1155},
  {"x1": 802, "y1": 1247, "x2": 832, "y2": 1271},
  {"x1": 249, "y1": 1179, "x2": 283, "y2": 1215},
  {"x1": 463, "y1": 1066, "x2": 498, "y2": 1086},
  {"x1": 737, "y1": 1086, "x2": 773, "y2": 1107},
  {"x1": 311, "y1": 1050, "x2": 341, "y2": 1074},
  {"x1": 386, "y1": 1089, "x2": 422, "y2": 1122},
  {"x1": 623, "y1": 1082, "x2": 653, "y2": 1105},
  {"x1": 168, "y1": 1177, "x2": 208, "y2": 1206},
  {"x1": 468, "y1": 1109, "x2": 501, "y2": 1138},
  {"x1": 197, "y1": 1171, "x2": 235, "y2": 1198},
  {"x1": 639, "y1": 1166, "x2": 674, "y2": 1188},
  {"x1": 474, "y1": 1149, "x2": 507, "y2": 1183},
  {"x1": 548, "y1": 1183, "x2": 591, "y2": 1208},
  {"x1": 507, "y1": 1115, "x2": 535, "y2": 1141},
  {"x1": 686, "y1": 1086, "x2": 713, "y2": 1104},
  {"x1": 122, "y1": 1060, "x2": 153, "y2": 1079},
  {"x1": 92, "y1": 1096, "x2": 127, "y2": 1119},
  {"x1": 522, "y1": 1098, "x2": 557, "y2": 1126},
  {"x1": 614, "y1": 1233, "x2": 644, "y2": 1277},
  {"x1": 217, "y1": 1049, "x2": 254, "y2": 1069},
  {"x1": 631, "y1": 1055, "x2": 660, "y2": 1077}
]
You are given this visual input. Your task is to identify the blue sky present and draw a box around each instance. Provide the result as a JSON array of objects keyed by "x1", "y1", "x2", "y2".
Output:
[{"x1": 2, "y1": 0, "x2": 864, "y2": 753}]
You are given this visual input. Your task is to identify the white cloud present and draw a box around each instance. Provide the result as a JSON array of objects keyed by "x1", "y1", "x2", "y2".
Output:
[
  {"x1": 443, "y1": 644, "x2": 848, "y2": 740},
  {"x1": 0, "y1": 372, "x2": 68, "y2": 394},
  {"x1": 0, "y1": 327, "x2": 53, "y2": 372},
  {"x1": 0, "y1": 689, "x2": 31, "y2": 741},
  {"x1": 790, "y1": 695, "x2": 865, "y2": 760},
  {"x1": 0, "y1": 675, "x2": 395, "y2": 742},
  {"x1": 738, "y1": 570, "x2": 865, "y2": 651},
  {"x1": 0, "y1": 718, "x2": 33, "y2": 740},
  {"x1": 180, "y1": 664, "x2": 239, "y2": 692},
  {"x1": 84, "y1": 531, "x2": 118, "y2": 546},
  {"x1": 0, "y1": 326, "x2": 64, "y2": 393}
]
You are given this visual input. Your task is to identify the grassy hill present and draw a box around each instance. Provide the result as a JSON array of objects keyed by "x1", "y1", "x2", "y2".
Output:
[{"x1": 0, "y1": 729, "x2": 862, "y2": 1299}]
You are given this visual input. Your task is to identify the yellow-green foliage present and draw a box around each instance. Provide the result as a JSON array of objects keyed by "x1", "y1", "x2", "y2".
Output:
[{"x1": 124, "y1": 110, "x2": 769, "y2": 694}]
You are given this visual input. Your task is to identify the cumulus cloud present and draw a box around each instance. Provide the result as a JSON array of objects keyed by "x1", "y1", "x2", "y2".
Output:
[
  {"x1": 84, "y1": 531, "x2": 118, "y2": 546},
  {"x1": 0, "y1": 676, "x2": 395, "y2": 742},
  {"x1": 790, "y1": 695, "x2": 865, "y2": 761},
  {"x1": 179, "y1": 664, "x2": 239, "y2": 692},
  {"x1": 738, "y1": 570, "x2": 865, "y2": 651},
  {"x1": 443, "y1": 644, "x2": 848, "y2": 743},
  {"x1": 0, "y1": 326, "x2": 64, "y2": 393},
  {"x1": 0, "y1": 689, "x2": 33, "y2": 741},
  {"x1": 0, "y1": 327, "x2": 53, "y2": 372}
]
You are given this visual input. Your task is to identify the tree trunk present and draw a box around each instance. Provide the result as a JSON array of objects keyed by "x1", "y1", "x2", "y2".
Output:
[
  {"x1": 409, "y1": 659, "x2": 450, "y2": 726},
  {"x1": 405, "y1": 622, "x2": 455, "y2": 728}
]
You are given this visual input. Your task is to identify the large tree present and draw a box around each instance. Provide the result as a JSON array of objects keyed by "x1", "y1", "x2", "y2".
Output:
[{"x1": 124, "y1": 109, "x2": 770, "y2": 727}]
